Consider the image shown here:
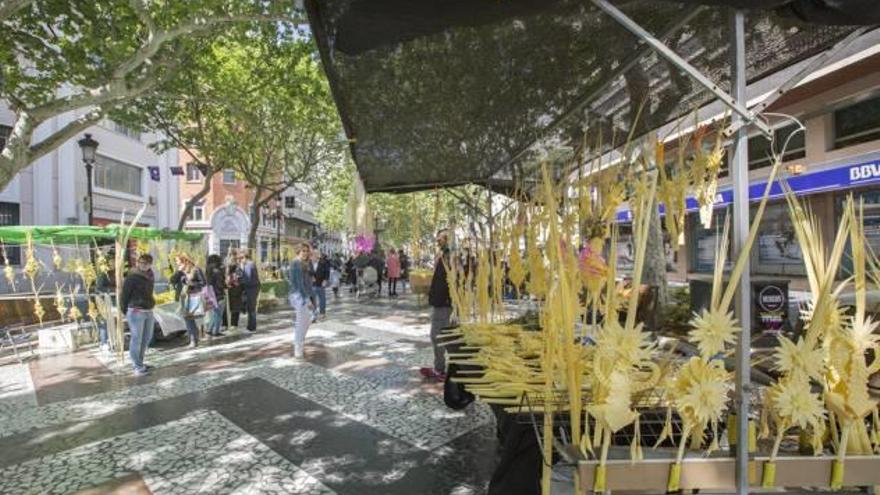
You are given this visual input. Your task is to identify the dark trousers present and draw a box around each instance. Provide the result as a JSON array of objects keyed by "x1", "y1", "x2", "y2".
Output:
[
  {"x1": 388, "y1": 278, "x2": 398, "y2": 295},
  {"x1": 243, "y1": 289, "x2": 259, "y2": 331},
  {"x1": 223, "y1": 311, "x2": 240, "y2": 328},
  {"x1": 488, "y1": 408, "x2": 542, "y2": 495}
]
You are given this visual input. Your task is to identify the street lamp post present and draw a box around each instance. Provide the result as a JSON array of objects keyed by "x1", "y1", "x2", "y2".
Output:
[
  {"x1": 275, "y1": 202, "x2": 282, "y2": 267},
  {"x1": 78, "y1": 133, "x2": 99, "y2": 226}
]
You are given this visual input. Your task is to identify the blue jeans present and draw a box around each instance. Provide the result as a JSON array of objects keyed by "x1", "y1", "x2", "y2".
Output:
[
  {"x1": 97, "y1": 319, "x2": 108, "y2": 346},
  {"x1": 184, "y1": 317, "x2": 199, "y2": 344},
  {"x1": 313, "y1": 285, "x2": 326, "y2": 317},
  {"x1": 209, "y1": 304, "x2": 223, "y2": 335},
  {"x1": 126, "y1": 309, "x2": 154, "y2": 371}
]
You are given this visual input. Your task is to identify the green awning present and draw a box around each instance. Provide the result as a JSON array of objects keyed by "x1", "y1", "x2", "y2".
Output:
[{"x1": 0, "y1": 226, "x2": 203, "y2": 245}]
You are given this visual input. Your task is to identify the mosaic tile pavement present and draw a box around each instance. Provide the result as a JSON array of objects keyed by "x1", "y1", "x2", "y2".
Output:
[
  {"x1": 0, "y1": 362, "x2": 36, "y2": 416},
  {"x1": 0, "y1": 293, "x2": 527, "y2": 495},
  {"x1": 0, "y1": 409, "x2": 336, "y2": 495}
]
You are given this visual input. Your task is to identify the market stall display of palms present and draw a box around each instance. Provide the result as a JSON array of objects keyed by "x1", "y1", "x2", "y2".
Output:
[{"x1": 0, "y1": 213, "x2": 205, "y2": 359}]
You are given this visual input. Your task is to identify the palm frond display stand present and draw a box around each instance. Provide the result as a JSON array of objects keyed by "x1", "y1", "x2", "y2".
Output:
[{"x1": 439, "y1": 5, "x2": 879, "y2": 494}]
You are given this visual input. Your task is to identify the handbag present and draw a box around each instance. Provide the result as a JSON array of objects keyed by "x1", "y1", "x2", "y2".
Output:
[
  {"x1": 201, "y1": 285, "x2": 218, "y2": 311},
  {"x1": 181, "y1": 293, "x2": 205, "y2": 318}
]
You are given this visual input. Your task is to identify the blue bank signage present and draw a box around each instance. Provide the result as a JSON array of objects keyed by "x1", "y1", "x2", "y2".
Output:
[{"x1": 615, "y1": 158, "x2": 880, "y2": 222}]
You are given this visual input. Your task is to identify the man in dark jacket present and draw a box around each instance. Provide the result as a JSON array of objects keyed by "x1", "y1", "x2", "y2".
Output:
[
  {"x1": 121, "y1": 253, "x2": 155, "y2": 376},
  {"x1": 237, "y1": 250, "x2": 260, "y2": 333},
  {"x1": 312, "y1": 252, "x2": 331, "y2": 321},
  {"x1": 421, "y1": 229, "x2": 452, "y2": 380}
]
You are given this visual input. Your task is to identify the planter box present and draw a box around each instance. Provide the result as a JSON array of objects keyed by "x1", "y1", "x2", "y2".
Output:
[{"x1": 37, "y1": 322, "x2": 91, "y2": 353}]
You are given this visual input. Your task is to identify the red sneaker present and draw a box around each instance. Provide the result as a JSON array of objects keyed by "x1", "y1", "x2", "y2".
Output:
[{"x1": 419, "y1": 367, "x2": 446, "y2": 380}]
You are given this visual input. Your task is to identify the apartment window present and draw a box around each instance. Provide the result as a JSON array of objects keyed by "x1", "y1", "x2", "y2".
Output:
[
  {"x1": 186, "y1": 163, "x2": 202, "y2": 182},
  {"x1": 109, "y1": 121, "x2": 141, "y2": 141},
  {"x1": 94, "y1": 155, "x2": 142, "y2": 196},
  {"x1": 222, "y1": 169, "x2": 236, "y2": 184},
  {"x1": 748, "y1": 123, "x2": 806, "y2": 170},
  {"x1": 284, "y1": 196, "x2": 295, "y2": 209},
  {"x1": 0, "y1": 125, "x2": 10, "y2": 151},
  {"x1": 0, "y1": 202, "x2": 20, "y2": 265},
  {"x1": 260, "y1": 240, "x2": 269, "y2": 262},
  {"x1": 188, "y1": 200, "x2": 204, "y2": 222},
  {"x1": 834, "y1": 95, "x2": 880, "y2": 149}
]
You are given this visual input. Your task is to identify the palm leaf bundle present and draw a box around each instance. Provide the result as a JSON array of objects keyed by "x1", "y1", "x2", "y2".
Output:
[{"x1": 662, "y1": 159, "x2": 780, "y2": 491}]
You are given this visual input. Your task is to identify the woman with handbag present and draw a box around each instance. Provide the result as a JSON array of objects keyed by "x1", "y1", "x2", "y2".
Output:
[
  {"x1": 174, "y1": 253, "x2": 206, "y2": 348},
  {"x1": 205, "y1": 254, "x2": 226, "y2": 337}
]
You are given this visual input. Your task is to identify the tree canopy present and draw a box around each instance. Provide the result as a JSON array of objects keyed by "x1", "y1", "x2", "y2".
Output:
[
  {"x1": 0, "y1": 0, "x2": 302, "y2": 190},
  {"x1": 114, "y1": 21, "x2": 343, "y2": 242}
]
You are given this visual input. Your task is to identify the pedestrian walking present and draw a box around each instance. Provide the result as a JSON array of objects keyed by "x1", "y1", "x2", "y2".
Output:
[
  {"x1": 224, "y1": 260, "x2": 243, "y2": 329},
  {"x1": 345, "y1": 255, "x2": 357, "y2": 294},
  {"x1": 399, "y1": 250, "x2": 410, "y2": 295},
  {"x1": 329, "y1": 263, "x2": 342, "y2": 299},
  {"x1": 121, "y1": 253, "x2": 155, "y2": 376},
  {"x1": 174, "y1": 253, "x2": 206, "y2": 348},
  {"x1": 288, "y1": 243, "x2": 314, "y2": 358},
  {"x1": 95, "y1": 265, "x2": 115, "y2": 352},
  {"x1": 312, "y1": 251, "x2": 330, "y2": 322},
  {"x1": 420, "y1": 229, "x2": 453, "y2": 381},
  {"x1": 237, "y1": 249, "x2": 260, "y2": 333},
  {"x1": 205, "y1": 254, "x2": 226, "y2": 337},
  {"x1": 386, "y1": 248, "x2": 401, "y2": 297}
]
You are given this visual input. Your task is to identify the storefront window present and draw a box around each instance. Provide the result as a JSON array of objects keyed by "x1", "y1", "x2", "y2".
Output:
[
  {"x1": 839, "y1": 189, "x2": 880, "y2": 276},
  {"x1": 753, "y1": 202, "x2": 805, "y2": 276},
  {"x1": 689, "y1": 210, "x2": 733, "y2": 273},
  {"x1": 614, "y1": 223, "x2": 677, "y2": 273},
  {"x1": 615, "y1": 225, "x2": 634, "y2": 273},
  {"x1": 0, "y1": 202, "x2": 20, "y2": 265},
  {"x1": 834, "y1": 95, "x2": 880, "y2": 149}
]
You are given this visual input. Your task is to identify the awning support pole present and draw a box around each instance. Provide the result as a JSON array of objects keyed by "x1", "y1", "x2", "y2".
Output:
[
  {"x1": 591, "y1": 0, "x2": 772, "y2": 138},
  {"x1": 729, "y1": 10, "x2": 751, "y2": 495}
]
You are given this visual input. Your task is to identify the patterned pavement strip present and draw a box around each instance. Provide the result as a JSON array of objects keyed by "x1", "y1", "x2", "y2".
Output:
[
  {"x1": 0, "y1": 362, "x2": 37, "y2": 417},
  {"x1": 0, "y1": 409, "x2": 337, "y2": 495},
  {"x1": 91, "y1": 324, "x2": 433, "y2": 380},
  {"x1": 0, "y1": 353, "x2": 492, "y2": 451}
]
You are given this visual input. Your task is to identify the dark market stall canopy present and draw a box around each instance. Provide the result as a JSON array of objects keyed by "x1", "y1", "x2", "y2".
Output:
[{"x1": 306, "y1": 0, "x2": 875, "y2": 193}]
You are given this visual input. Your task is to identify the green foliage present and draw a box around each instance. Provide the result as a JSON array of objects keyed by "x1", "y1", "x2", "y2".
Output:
[
  {"x1": 260, "y1": 280, "x2": 289, "y2": 298},
  {"x1": 113, "y1": 21, "x2": 344, "y2": 234},
  {"x1": 315, "y1": 160, "x2": 356, "y2": 232},
  {"x1": 660, "y1": 286, "x2": 692, "y2": 336},
  {"x1": 0, "y1": 0, "x2": 302, "y2": 188}
]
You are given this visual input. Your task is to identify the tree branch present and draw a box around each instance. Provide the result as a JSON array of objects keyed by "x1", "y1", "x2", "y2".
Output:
[
  {"x1": 113, "y1": 12, "x2": 302, "y2": 81},
  {"x1": 28, "y1": 108, "x2": 105, "y2": 161},
  {"x1": 0, "y1": 0, "x2": 33, "y2": 22}
]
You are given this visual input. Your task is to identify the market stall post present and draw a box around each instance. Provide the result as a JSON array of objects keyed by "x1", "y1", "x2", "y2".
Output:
[{"x1": 729, "y1": 10, "x2": 751, "y2": 495}]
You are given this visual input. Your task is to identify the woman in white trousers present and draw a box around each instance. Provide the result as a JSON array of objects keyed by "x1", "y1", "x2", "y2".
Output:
[{"x1": 288, "y1": 244, "x2": 314, "y2": 358}]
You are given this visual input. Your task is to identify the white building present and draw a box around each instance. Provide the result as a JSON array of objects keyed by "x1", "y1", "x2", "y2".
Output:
[{"x1": 0, "y1": 106, "x2": 180, "y2": 230}]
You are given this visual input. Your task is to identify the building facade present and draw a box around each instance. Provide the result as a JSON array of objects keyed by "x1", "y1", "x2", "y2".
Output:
[
  {"x1": 178, "y1": 153, "x2": 320, "y2": 262},
  {"x1": 0, "y1": 107, "x2": 180, "y2": 231},
  {"x1": 610, "y1": 32, "x2": 880, "y2": 295}
]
